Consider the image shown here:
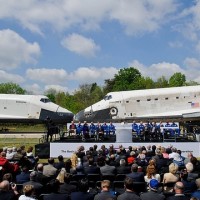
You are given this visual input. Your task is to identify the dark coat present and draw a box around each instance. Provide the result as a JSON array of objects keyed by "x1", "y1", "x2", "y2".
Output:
[{"x1": 126, "y1": 172, "x2": 145, "y2": 182}]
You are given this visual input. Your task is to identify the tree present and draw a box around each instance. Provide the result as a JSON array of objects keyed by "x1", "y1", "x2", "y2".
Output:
[
  {"x1": 55, "y1": 92, "x2": 66, "y2": 108},
  {"x1": 44, "y1": 88, "x2": 57, "y2": 103},
  {"x1": 155, "y1": 76, "x2": 169, "y2": 88},
  {"x1": 185, "y1": 80, "x2": 199, "y2": 86},
  {"x1": 103, "y1": 78, "x2": 115, "y2": 95},
  {"x1": 169, "y1": 72, "x2": 186, "y2": 87},
  {"x1": 139, "y1": 76, "x2": 155, "y2": 89},
  {"x1": 0, "y1": 82, "x2": 26, "y2": 94},
  {"x1": 112, "y1": 67, "x2": 142, "y2": 91}
]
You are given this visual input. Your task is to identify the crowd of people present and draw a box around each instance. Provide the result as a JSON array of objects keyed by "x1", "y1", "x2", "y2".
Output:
[
  {"x1": 67, "y1": 120, "x2": 181, "y2": 142},
  {"x1": 0, "y1": 143, "x2": 200, "y2": 200},
  {"x1": 68, "y1": 121, "x2": 116, "y2": 140}
]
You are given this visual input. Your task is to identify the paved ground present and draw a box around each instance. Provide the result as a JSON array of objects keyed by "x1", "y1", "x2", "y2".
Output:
[{"x1": 0, "y1": 133, "x2": 45, "y2": 138}]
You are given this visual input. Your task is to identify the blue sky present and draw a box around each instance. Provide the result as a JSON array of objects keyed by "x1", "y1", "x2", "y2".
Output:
[{"x1": 0, "y1": 0, "x2": 200, "y2": 94}]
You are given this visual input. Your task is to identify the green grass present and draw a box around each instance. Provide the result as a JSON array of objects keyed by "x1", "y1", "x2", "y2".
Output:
[
  {"x1": 0, "y1": 124, "x2": 47, "y2": 132},
  {"x1": 0, "y1": 137, "x2": 49, "y2": 163},
  {"x1": 0, "y1": 138, "x2": 40, "y2": 151}
]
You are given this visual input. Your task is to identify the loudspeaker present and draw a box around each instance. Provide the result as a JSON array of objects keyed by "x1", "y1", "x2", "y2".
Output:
[{"x1": 35, "y1": 143, "x2": 50, "y2": 159}]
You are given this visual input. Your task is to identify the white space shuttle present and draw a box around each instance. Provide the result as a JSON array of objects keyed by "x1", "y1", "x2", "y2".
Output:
[
  {"x1": 0, "y1": 94, "x2": 74, "y2": 124},
  {"x1": 75, "y1": 85, "x2": 200, "y2": 122}
]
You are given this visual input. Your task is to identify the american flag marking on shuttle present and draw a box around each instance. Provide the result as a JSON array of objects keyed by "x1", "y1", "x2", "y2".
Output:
[{"x1": 191, "y1": 102, "x2": 200, "y2": 108}]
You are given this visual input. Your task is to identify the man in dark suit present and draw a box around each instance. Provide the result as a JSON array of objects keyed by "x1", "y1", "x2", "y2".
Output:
[
  {"x1": 117, "y1": 177, "x2": 141, "y2": 200},
  {"x1": 59, "y1": 173, "x2": 77, "y2": 194},
  {"x1": 94, "y1": 180, "x2": 117, "y2": 200},
  {"x1": 126, "y1": 163, "x2": 145, "y2": 182},
  {"x1": 100, "y1": 157, "x2": 116, "y2": 175},
  {"x1": 140, "y1": 179, "x2": 165, "y2": 200},
  {"x1": 71, "y1": 178, "x2": 94, "y2": 200},
  {"x1": 116, "y1": 159, "x2": 131, "y2": 174},
  {"x1": 23, "y1": 171, "x2": 43, "y2": 198},
  {"x1": 35, "y1": 163, "x2": 49, "y2": 186},
  {"x1": 43, "y1": 179, "x2": 69, "y2": 200},
  {"x1": 54, "y1": 155, "x2": 65, "y2": 170},
  {"x1": 84, "y1": 157, "x2": 100, "y2": 174},
  {"x1": 166, "y1": 182, "x2": 190, "y2": 200},
  {"x1": 16, "y1": 166, "x2": 30, "y2": 184}
]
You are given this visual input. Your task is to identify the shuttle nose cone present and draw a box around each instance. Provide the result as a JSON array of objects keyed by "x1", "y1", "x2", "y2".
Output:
[{"x1": 74, "y1": 110, "x2": 85, "y2": 122}]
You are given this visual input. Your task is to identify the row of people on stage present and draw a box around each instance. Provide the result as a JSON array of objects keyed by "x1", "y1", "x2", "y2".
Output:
[
  {"x1": 132, "y1": 121, "x2": 180, "y2": 136},
  {"x1": 69, "y1": 121, "x2": 116, "y2": 136}
]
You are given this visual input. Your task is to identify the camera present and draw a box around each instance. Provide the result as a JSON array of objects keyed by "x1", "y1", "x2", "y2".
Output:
[{"x1": 10, "y1": 182, "x2": 15, "y2": 187}]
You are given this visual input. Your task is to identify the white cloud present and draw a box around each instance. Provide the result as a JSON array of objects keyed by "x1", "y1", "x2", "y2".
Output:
[
  {"x1": 69, "y1": 66, "x2": 118, "y2": 84},
  {"x1": 24, "y1": 83, "x2": 43, "y2": 95},
  {"x1": 109, "y1": 0, "x2": 177, "y2": 35},
  {"x1": 183, "y1": 57, "x2": 200, "y2": 69},
  {"x1": 0, "y1": 0, "x2": 178, "y2": 36},
  {"x1": 26, "y1": 68, "x2": 68, "y2": 84},
  {"x1": 0, "y1": 29, "x2": 40, "y2": 69},
  {"x1": 0, "y1": 70, "x2": 25, "y2": 83},
  {"x1": 129, "y1": 60, "x2": 185, "y2": 80},
  {"x1": 61, "y1": 33, "x2": 100, "y2": 57}
]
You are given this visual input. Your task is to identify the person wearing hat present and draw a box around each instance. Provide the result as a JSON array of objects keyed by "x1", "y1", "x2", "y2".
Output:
[{"x1": 140, "y1": 179, "x2": 165, "y2": 200}]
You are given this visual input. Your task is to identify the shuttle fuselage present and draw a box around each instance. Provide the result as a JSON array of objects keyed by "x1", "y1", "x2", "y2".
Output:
[
  {"x1": 0, "y1": 94, "x2": 74, "y2": 124},
  {"x1": 75, "y1": 85, "x2": 200, "y2": 122}
]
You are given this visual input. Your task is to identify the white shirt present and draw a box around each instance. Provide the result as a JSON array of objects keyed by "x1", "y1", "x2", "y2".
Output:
[{"x1": 19, "y1": 195, "x2": 35, "y2": 200}]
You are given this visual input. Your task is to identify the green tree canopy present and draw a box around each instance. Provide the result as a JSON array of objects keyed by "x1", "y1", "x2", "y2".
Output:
[
  {"x1": 0, "y1": 82, "x2": 26, "y2": 94},
  {"x1": 111, "y1": 67, "x2": 142, "y2": 91},
  {"x1": 155, "y1": 76, "x2": 169, "y2": 88},
  {"x1": 169, "y1": 72, "x2": 186, "y2": 87}
]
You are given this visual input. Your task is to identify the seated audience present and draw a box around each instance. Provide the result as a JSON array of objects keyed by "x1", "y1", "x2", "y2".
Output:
[
  {"x1": 163, "y1": 163, "x2": 180, "y2": 192},
  {"x1": 166, "y1": 181, "x2": 190, "y2": 200},
  {"x1": 127, "y1": 151, "x2": 136, "y2": 165},
  {"x1": 35, "y1": 163, "x2": 49, "y2": 186},
  {"x1": 59, "y1": 172, "x2": 77, "y2": 194},
  {"x1": 94, "y1": 180, "x2": 117, "y2": 200},
  {"x1": 185, "y1": 162, "x2": 198, "y2": 182},
  {"x1": 180, "y1": 170, "x2": 196, "y2": 193},
  {"x1": 19, "y1": 185, "x2": 35, "y2": 200},
  {"x1": 16, "y1": 166, "x2": 30, "y2": 184},
  {"x1": 100, "y1": 157, "x2": 116, "y2": 175},
  {"x1": 43, "y1": 179, "x2": 69, "y2": 200},
  {"x1": 117, "y1": 177, "x2": 141, "y2": 200},
  {"x1": 191, "y1": 178, "x2": 200, "y2": 199},
  {"x1": 127, "y1": 163, "x2": 145, "y2": 182},
  {"x1": 54, "y1": 155, "x2": 65, "y2": 170},
  {"x1": 23, "y1": 171, "x2": 43, "y2": 198},
  {"x1": 144, "y1": 160, "x2": 160, "y2": 186},
  {"x1": 83, "y1": 157, "x2": 100, "y2": 175},
  {"x1": 116, "y1": 159, "x2": 131, "y2": 174},
  {"x1": 140, "y1": 179, "x2": 165, "y2": 200},
  {"x1": 71, "y1": 178, "x2": 94, "y2": 200},
  {"x1": 56, "y1": 168, "x2": 67, "y2": 184},
  {"x1": 43, "y1": 158, "x2": 58, "y2": 178},
  {"x1": 0, "y1": 180, "x2": 19, "y2": 200}
]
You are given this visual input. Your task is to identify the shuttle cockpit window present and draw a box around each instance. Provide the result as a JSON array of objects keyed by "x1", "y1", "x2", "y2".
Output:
[
  {"x1": 40, "y1": 98, "x2": 51, "y2": 103},
  {"x1": 104, "y1": 95, "x2": 112, "y2": 101}
]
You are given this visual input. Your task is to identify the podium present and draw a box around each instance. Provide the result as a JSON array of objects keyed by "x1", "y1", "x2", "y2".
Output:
[{"x1": 116, "y1": 123, "x2": 132, "y2": 143}]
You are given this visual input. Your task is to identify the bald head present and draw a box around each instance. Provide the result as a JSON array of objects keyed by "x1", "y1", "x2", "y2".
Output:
[
  {"x1": 0, "y1": 180, "x2": 10, "y2": 191},
  {"x1": 37, "y1": 163, "x2": 43, "y2": 172},
  {"x1": 174, "y1": 182, "x2": 184, "y2": 193}
]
